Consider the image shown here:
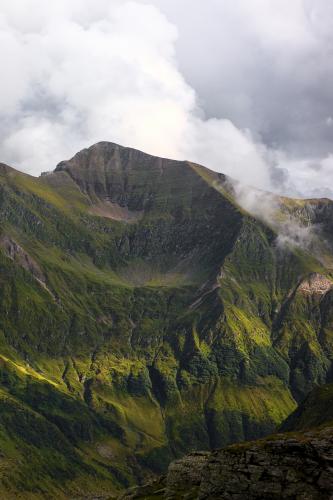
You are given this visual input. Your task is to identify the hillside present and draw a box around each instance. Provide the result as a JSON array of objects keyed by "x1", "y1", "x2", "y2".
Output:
[
  {"x1": 119, "y1": 426, "x2": 333, "y2": 499},
  {"x1": 0, "y1": 142, "x2": 333, "y2": 497},
  {"x1": 120, "y1": 382, "x2": 333, "y2": 499},
  {"x1": 281, "y1": 382, "x2": 333, "y2": 432}
]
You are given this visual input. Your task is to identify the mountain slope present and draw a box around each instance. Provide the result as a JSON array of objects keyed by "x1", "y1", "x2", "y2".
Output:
[
  {"x1": 0, "y1": 142, "x2": 333, "y2": 497},
  {"x1": 280, "y1": 382, "x2": 333, "y2": 432},
  {"x1": 120, "y1": 426, "x2": 333, "y2": 499},
  {"x1": 121, "y1": 382, "x2": 333, "y2": 499}
]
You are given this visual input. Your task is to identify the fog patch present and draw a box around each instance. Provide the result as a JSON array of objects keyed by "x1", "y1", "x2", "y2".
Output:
[{"x1": 227, "y1": 178, "x2": 319, "y2": 251}]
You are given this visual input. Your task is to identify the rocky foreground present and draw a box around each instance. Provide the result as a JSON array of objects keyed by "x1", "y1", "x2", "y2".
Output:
[{"x1": 119, "y1": 426, "x2": 333, "y2": 499}]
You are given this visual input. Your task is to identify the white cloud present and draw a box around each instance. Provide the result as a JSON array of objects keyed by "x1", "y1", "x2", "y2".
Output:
[
  {"x1": 0, "y1": 0, "x2": 273, "y2": 192},
  {"x1": 278, "y1": 155, "x2": 333, "y2": 198},
  {"x1": 142, "y1": 0, "x2": 333, "y2": 199},
  {"x1": 0, "y1": 0, "x2": 331, "y2": 201}
]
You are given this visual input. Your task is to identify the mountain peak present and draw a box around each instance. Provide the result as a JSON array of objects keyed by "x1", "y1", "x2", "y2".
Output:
[
  {"x1": 54, "y1": 141, "x2": 179, "y2": 174},
  {"x1": 2, "y1": 140, "x2": 333, "y2": 498},
  {"x1": 51, "y1": 141, "x2": 217, "y2": 212}
]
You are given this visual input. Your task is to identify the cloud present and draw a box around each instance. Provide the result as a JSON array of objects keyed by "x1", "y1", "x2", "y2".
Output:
[
  {"x1": 0, "y1": 0, "x2": 269, "y2": 190},
  {"x1": 0, "y1": 0, "x2": 332, "y2": 201},
  {"x1": 144, "y1": 0, "x2": 333, "y2": 197},
  {"x1": 226, "y1": 178, "x2": 319, "y2": 254},
  {"x1": 277, "y1": 154, "x2": 333, "y2": 198},
  {"x1": 0, "y1": 1, "x2": 187, "y2": 172},
  {"x1": 152, "y1": 0, "x2": 333, "y2": 148}
]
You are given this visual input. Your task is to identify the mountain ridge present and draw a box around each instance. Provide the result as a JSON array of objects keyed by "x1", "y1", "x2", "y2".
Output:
[{"x1": 0, "y1": 141, "x2": 333, "y2": 498}]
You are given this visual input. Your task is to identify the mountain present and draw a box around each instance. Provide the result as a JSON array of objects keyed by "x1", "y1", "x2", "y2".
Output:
[
  {"x1": 120, "y1": 422, "x2": 333, "y2": 499},
  {"x1": 120, "y1": 382, "x2": 333, "y2": 500},
  {"x1": 0, "y1": 142, "x2": 333, "y2": 498}
]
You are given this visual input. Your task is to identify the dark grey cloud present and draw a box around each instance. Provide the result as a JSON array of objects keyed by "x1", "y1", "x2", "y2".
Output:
[
  {"x1": 147, "y1": 0, "x2": 333, "y2": 157},
  {"x1": 143, "y1": 0, "x2": 333, "y2": 197}
]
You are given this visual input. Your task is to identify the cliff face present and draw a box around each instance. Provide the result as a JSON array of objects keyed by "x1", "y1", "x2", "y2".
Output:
[
  {"x1": 168, "y1": 427, "x2": 333, "y2": 499},
  {"x1": 120, "y1": 426, "x2": 333, "y2": 500},
  {"x1": 0, "y1": 142, "x2": 333, "y2": 497}
]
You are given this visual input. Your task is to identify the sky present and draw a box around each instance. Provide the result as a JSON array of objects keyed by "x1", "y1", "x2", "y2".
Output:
[{"x1": 0, "y1": 0, "x2": 332, "y2": 198}]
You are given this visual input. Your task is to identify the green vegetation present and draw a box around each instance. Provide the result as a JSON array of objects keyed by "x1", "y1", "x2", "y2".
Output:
[
  {"x1": 0, "y1": 142, "x2": 333, "y2": 497},
  {"x1": 281, "y1": 381, "x2": 333, "y2": 431}
]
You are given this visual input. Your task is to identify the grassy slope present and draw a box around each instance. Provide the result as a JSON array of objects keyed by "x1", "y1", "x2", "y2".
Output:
[
  {"x1": 280, "y1": 381, "x2": 333, "y2": 432},
  {"x1": 0, "y1": 143, "x2": 333, "y2": 497}
]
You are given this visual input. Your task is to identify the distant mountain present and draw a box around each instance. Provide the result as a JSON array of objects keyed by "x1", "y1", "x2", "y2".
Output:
[{"x1": 0, "y1": 142, "x2": 333, "y2": 498}]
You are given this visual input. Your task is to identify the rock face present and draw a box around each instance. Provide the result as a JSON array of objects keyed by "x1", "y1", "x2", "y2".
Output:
[
  {"x1": 1, "y1": 142, "x2": 333, "y2": 497},
  {"x1": 166, "y1": 452, "x2": 210, "y2": 499},
  {"x1": 196, "y1": 428, "x2": 333, "y2": 499},
  {"x1": 297, "y1": 273, "x2": 333, "y2": 296},
  {"x1": 120, "y1": 427, "x2": 333, "y2": 499},
  {"x1": 0, "y1": 235, "x2": 45, "y2": 282}
]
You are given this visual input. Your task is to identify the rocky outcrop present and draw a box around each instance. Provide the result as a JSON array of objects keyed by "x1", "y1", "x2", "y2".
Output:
[
  {"x1": 165, "y1": 452, "x2": 210, "y2": 499},
  {"x1": 297, "y1": 273, "x2": 332, "y2": 296},
  {"x1": 119, "y1": 426, "x2": 333, "y2": 499},
  {"x1": 196, "y1": 427, "x2": 333, "y2": 499},
  {"x1": 0, "y1": 235, "x2": 45, "y2": 283}
]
